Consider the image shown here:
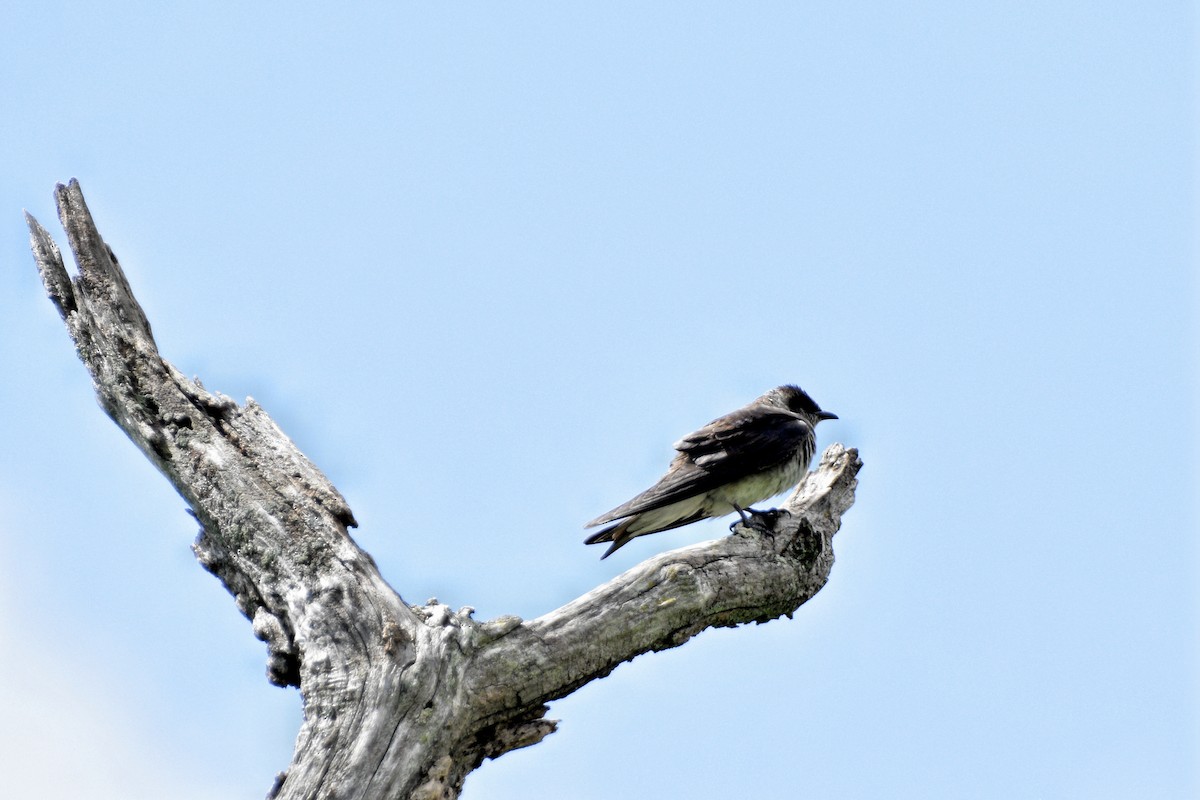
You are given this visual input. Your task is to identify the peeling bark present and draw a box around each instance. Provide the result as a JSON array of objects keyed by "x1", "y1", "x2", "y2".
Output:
[{"x1": 27, "y1": 180, "x2": 862, "y2": 800}]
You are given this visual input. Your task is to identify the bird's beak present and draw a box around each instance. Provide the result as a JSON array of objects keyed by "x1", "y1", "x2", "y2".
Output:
[{"x1": 817, "y1": 411, "x2": 839, "y2": 421}]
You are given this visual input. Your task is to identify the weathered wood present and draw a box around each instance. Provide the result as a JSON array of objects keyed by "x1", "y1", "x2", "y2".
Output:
[{"x1": 27, "y1": 180, "x2": 862, "y2": 799}]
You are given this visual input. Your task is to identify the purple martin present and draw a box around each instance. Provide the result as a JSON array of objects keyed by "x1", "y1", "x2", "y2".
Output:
[{"x1": 585, "y1": 385, "x2": 837, "y2": 559}]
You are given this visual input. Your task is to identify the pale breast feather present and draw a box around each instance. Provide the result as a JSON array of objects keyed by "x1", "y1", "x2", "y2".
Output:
[{"x1": 709, "y1": 447, "x2": 813, "y2": 509}]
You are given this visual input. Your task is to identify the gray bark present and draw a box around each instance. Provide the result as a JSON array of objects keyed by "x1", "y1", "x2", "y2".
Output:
[{"x1": 26, "y1": 180, "x2": 863, "y2": 800}]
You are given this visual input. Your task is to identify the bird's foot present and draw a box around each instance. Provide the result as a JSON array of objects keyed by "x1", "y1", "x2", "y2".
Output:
[
  {"x1": 729, "y1": 506, "x2": 789, "y2": 535},
  {"x1": 729, "y1": 504, "x2": 761, "y2": 530}
]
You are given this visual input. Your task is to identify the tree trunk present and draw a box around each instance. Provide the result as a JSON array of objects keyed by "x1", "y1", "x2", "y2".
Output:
[{"x1": 26, "y1": 180, "x2": 862, "y2": 800}]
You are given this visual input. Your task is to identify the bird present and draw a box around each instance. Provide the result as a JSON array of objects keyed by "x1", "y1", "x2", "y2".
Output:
[{"x1": 584, "y1": 385, "x2": 838, "y2": 559}]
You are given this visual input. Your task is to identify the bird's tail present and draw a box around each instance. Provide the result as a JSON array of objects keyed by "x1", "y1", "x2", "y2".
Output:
[{"x1": 583, "y1": 519, "x2": 635, "y2": 559}]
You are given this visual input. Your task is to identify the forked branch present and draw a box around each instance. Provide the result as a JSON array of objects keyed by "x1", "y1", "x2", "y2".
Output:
[{"x1": 27, "y1": 180, "x2": 861, "y2": 800}]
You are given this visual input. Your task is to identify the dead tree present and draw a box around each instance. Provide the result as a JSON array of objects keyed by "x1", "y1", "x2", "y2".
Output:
[{"x1": 26, "y1": 180, "x2": 862, "y2": 800}]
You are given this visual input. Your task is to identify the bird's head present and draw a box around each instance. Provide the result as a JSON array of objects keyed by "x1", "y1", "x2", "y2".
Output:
[{"x1": 761, "y1": 385, "x2": 838, "y2": 424}]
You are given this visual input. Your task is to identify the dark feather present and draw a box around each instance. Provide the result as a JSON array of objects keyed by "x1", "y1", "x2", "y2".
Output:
[
  {"x1": 586, "y1": 408, "x2": 812, "y2": 527},
  {"x1": 584, "y1": 507, "x2": 712, "y2": 559}
]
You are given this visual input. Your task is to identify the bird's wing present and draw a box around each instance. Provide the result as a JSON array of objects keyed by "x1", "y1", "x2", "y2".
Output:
[{"x1": 586, "y1": 408, "x2": 812, "y2": 526}]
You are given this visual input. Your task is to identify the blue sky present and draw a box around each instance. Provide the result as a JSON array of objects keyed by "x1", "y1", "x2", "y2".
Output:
[{"x1": 2, "y1": 3, "x2": 1196, "y2": 798}]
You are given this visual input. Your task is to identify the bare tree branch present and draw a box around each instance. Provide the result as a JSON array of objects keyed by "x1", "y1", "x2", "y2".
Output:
[{"x1": 27, "y1": 180, "x2": 862, "y2": 800}]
